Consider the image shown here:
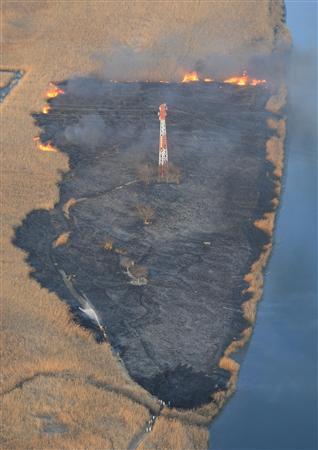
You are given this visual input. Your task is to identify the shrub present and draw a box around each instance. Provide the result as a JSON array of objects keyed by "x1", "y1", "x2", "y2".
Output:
[
  {"x1": 120, "y1": 257, "x2": 134, "y2": 269},
  {"x1": 136, "y1": 204, "x2": 155, "y2": 225},
  {"x1": 137, "y1": 163, "x2": 156, "y2": 185},
  {"x1": 103, "y1": 239, "x2": 114, "y2": 251},
  {"x1": 129, "y1": 265, "x2": 148, "y2": 279}
]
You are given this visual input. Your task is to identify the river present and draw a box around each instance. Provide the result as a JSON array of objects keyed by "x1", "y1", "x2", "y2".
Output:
[{"x1": 209, "y1": 2, "x2": 317, "y2": 449}]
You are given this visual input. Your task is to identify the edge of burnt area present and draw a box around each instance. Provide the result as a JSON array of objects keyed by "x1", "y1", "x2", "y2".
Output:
[
  {"x1": 160, "y1": 85, "x2": 287, "y2": 423},
  {"x1": 13, "y1": 81, "x2": 282, "y2": 413}
]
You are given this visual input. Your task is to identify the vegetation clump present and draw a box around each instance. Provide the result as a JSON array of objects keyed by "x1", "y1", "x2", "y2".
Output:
[
  {"x1": 103, "y1": 239, "x2": 114, "y2": 251},
  {"x1": 120, "y1": 258, "x2": 148, "y2": 285},
  {"x1": 137, "y1": 163, "x2": 181, "y2": 185},
  {"x1": 136, "y1": 204, "x2": 155, "y2": 225},
  {"x1": 137, "y1": 163, "x2": 156, "y2": 185},
  {"x1": 53, "y1": 232, "x2": 70, "y2": 248}
]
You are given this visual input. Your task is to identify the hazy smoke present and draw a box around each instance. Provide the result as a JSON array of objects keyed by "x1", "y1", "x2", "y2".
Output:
[
  {"x1": 287, "y1": 48, "x2": 317, "y2": 136},
  {"x1": 90, "y1": 41, "x2": 290, "y2": 85},
  {"x1": 64, "y1": 114, "x2": 109, "y2": 148},
  {"x1": 66, "y1": 76, "x2": 110, "y2": 97}
]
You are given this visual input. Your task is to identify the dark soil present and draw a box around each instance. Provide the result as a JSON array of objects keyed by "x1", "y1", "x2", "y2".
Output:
[{"x1": 14, "y1": 79, "x2": 276, "y2": 408}]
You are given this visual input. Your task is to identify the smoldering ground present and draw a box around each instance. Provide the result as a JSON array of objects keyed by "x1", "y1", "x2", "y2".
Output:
[{"x1": 64, "y1": 114, "x2": 110, "y2": 149}]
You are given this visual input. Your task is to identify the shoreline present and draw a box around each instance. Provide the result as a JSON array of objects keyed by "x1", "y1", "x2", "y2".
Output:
[{"x1": 156, "y1": 84, "x2": 287, "y2": 431}]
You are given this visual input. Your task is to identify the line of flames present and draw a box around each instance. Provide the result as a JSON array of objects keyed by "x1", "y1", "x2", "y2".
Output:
[
  {"x1": 181, "y1": 70, "x2": 266, "y2": 86},
  {"x1": 42, "y1": 73, "x2": 265, "y2": 100},
  {"x1": 33, "y1": 136, "x2": 58, "y2": 152},
  {"x1": 40, "y1": 71, "x2": 265, "y2": 118},
  {"x1": 45, "y1": 82, "x2": 65, "y2": 99}
]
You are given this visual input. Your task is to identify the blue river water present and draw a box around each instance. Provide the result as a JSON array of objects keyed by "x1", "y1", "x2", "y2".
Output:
[{"x1": 209, "y1": 2, "x2": 317, "y2": 449}]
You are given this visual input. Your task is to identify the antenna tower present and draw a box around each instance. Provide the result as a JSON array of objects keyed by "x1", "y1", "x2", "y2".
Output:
[{"x1": 158, "y1": 103, "x2": 168, "y2": 177}]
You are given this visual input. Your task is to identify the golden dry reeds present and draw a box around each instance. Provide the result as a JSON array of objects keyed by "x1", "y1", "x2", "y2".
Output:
[
  {"x1": 139, "y1": 416, "x2": 208, "y2": 450},
  {"x1": 62, "y1": 198, "x2": 77, "y2": 219},
  {"x1": 219, "y1": 356, "x2": 240, "y2": 374},
  {"x1": 267, "y1": 117, "x2": 278, "y2": 129},
  {"x1": 52, "y1": 231, "x2": 70, "y2": 248},
  {"x1": 266, "y1": 136, "x2": 284, "y2": 178},
  {"x1": 224, "y1": 327, "x2": 253, "y2": 356},
  {"x1": 0, "y1": 71, "x2": 14, "y2": 88},
  {"x1": 265, "y1": 84, "x2": 287, "y2": 114},
  {"x1": 2, "y1": 1, "x2": 289, "y2": 442},
  {"x1": 2, "y1": 375, "x2": 149, "y2": 450},
  {"x1": 254, "y1": 211, "x2": 275, "y2": 236},
  {"x1": 103, "y1": 239, "x2": 114, "y2": 251}
]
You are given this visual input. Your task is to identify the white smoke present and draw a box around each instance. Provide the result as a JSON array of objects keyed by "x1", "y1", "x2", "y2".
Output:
[{"x1": 64, "y1": 114, "x2": 109, "y2": 148}]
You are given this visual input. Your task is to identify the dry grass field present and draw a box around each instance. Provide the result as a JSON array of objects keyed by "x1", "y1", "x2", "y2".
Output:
[
  {"x1": 138, "y1": 417, "x2": 208, "y2": 450},
  {"x1": 1, "y1": 1, "x2": 288, "y2": 449}
]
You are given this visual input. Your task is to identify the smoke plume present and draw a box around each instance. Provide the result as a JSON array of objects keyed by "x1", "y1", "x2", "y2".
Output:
[{"x1": 64, "y1": 114, "x2": 109, "y2": 148}]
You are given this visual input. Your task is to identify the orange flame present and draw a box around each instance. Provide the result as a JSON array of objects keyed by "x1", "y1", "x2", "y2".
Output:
[
  {"x1": 224, "y1": 71, "x2": 266, "y2": 86},
  {"x1": 182, "y1": 71, "x2": 200, "y2": 83},
  {"x1": 33, "y1": 136, "x2": 58, "y2": 152},
  {"x1": 42, "y1": 105, "x2": 50, "y2": 114},
  {"x1": 46, "y1": 83, "x2": 64, "y2": 98},
  {"x1": 181, "y1": 72, "x2": 215, "y2": 83}
]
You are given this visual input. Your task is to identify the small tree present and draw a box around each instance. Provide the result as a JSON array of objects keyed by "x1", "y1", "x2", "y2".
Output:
[
  {"x1": 120, "y1": 257, "x2": 134, "y2": 270},
  {"x1": 103, "y1": 239, "x2": 114, "y2": 251},
  {"x1": 136, "y1": 204, "x2": 155, "y2": 225},
  {"x1": 129, "y1": 264, "x2": 148, "y2": 285}
]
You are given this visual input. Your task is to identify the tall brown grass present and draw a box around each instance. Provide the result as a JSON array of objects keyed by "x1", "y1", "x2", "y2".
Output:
[
  {"x1": 2, "y1": 2, "x2": 289, "y2": 442},
  {"x1": 2, "y1": 375, "x2": 149, "y2": 450},
  {"x1": 0, "y1": 71, "x2": 14, "y2": 88},
  {"x1": 139, "y1": 417, "x2": 208, "y2": 450},
  {"x1": 53, "y1": 231, "x2": 70, "y2": 248},
  {"x1": 254, "y1": 212, "x2": 275, "y2": 236},
  {"x1": 62, "y1": 197, "x2": 77, "y2": 219},
  {"x1": 103, "y1": 239, "x2": 114, "y2": 251},
  {"x1": 219, "y1": 356, "x2": 239, "y2": 373},
  {"x1": 266, "y1": 84, "x2": 287, "y2": 114}
]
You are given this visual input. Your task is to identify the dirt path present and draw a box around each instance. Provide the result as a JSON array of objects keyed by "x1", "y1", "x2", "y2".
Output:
[
  {"x1": 2, "y1": 369, "x2": 164, "y2": 450},
  {"x1": 128, "y1": 403, "x2": 164, "y2": 450}
]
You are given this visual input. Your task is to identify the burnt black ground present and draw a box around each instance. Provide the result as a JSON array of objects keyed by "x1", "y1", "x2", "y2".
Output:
[{"x1": 14, "y1": 79, "x2": 276, "y2": 408}]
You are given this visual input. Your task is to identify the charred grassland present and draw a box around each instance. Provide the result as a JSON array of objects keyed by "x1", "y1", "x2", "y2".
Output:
[{"x1": 14, "y1": 79, "x2": 284, "y2": 410}]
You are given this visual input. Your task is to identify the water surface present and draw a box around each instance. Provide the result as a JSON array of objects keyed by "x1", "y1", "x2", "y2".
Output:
[{"x1": 210, "y1": 2, "x2": 317, "y2": 449}]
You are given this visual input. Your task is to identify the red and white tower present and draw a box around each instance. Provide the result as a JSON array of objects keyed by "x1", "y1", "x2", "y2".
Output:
[{"x1": 158, "y1": 103, "x2": 168, "y2": 177}]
